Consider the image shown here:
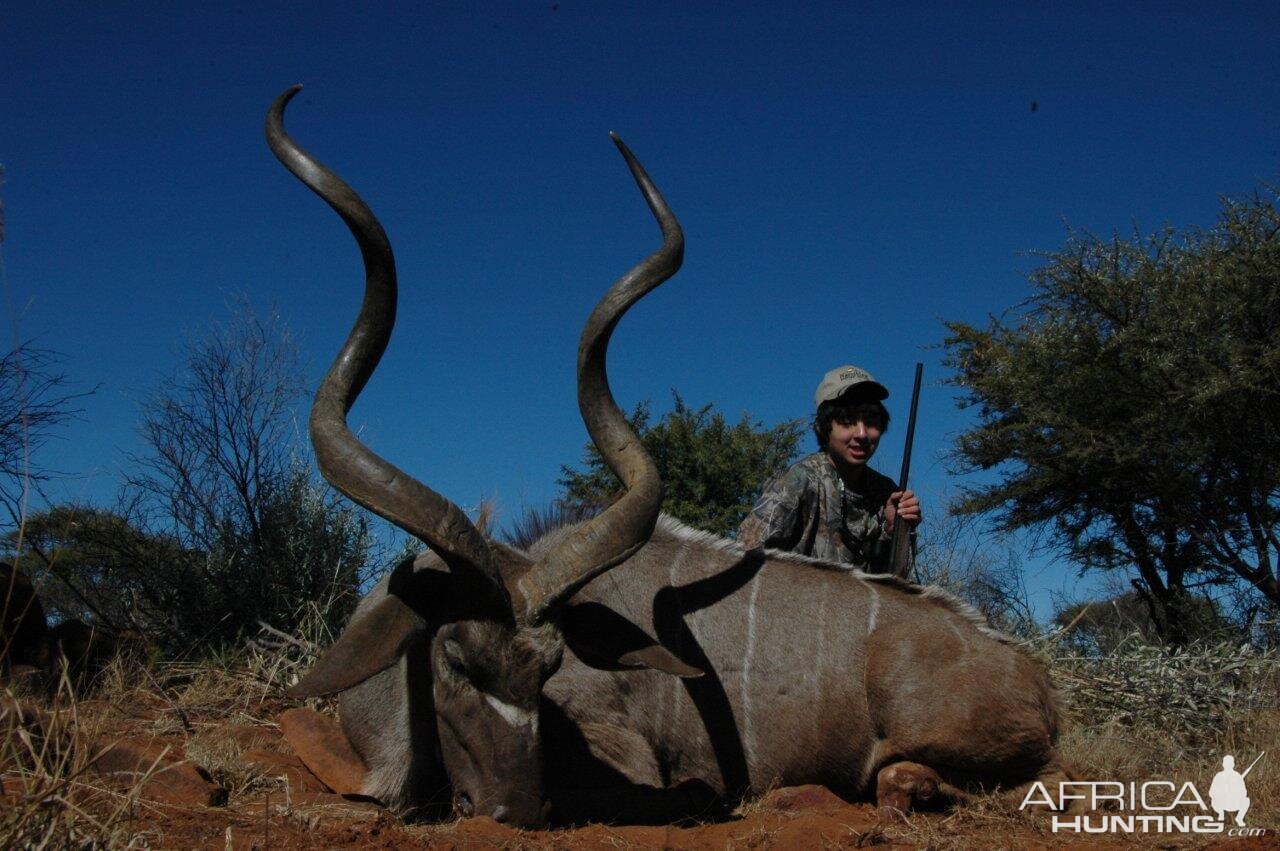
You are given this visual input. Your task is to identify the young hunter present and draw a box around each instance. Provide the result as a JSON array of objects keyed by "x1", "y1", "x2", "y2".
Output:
[{"x1": 738, "y1": 365, "x2": 921, "y2": 571}]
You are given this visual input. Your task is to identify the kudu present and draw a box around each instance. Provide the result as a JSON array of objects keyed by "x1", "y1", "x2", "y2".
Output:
[{"x1": 268, "y1": 87, "x2": 1073, "y2": 828}]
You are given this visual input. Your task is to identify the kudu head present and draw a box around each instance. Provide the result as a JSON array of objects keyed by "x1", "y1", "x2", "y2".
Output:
[{"x1": 266, "y1": 86, "x2": 686, "y2": 827}]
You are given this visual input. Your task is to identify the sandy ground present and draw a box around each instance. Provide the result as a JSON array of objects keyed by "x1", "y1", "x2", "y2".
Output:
[{"x1": 4, "y1": 689, "x2": 1276, "y2": 850}]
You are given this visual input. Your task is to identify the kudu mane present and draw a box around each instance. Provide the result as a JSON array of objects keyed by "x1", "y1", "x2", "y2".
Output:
[{"x1": 524, "y1": 514, "x2": 1015, "y2": 646}]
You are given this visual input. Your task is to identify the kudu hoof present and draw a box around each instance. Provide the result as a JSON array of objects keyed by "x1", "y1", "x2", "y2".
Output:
[{"x1": 875, "y1": 761, "x2": 946, "y2": 814}]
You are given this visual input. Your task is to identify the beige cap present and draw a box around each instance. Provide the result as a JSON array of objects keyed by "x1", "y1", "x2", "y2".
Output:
[{"x1": 814, "y1": 365, "x2": 889, "y2": 408}]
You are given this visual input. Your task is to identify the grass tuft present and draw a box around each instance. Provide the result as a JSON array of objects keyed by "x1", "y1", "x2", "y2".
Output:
[
  {"x1": 1, "y1": 667, "x2": 152, "y2": 849},
  {"x1": 1047, "y1": 635, "x2": 1278, "y2": 830}
]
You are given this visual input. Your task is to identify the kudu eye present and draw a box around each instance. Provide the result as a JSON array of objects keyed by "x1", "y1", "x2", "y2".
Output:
[{"x1": 443, "y1": 638, "x2": 468, "y2": 677}]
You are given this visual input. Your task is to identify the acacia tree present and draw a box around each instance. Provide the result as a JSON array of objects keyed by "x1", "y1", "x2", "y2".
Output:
[
  {"x1": 9, "y1": 504, "x2": 184, "y2": 635},
  {"x1": 1053, "y1": 592, "x2": 1230, "y2": 655},
  {"x1": 556, "y1": 393, "x2": 804, "y2": 536},
  {"x1": 943, "y1": 191, "x2": 1280, "y2": 643}
]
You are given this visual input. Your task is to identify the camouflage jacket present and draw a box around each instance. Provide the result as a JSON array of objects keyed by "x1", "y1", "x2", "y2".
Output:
[{"x1": 737, "y1": 452, "x2": 904, "y2": 571}]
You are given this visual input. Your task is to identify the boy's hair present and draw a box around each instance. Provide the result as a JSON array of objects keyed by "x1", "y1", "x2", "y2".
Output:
[{"x1": 813, "y1": 397, "x2": 891, "y2": 448}]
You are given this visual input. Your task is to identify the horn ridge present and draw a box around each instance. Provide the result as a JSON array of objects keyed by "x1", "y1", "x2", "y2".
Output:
[
  {"x1": 265, "y1": 86, "x2": 509, "y2": 609},
  {"x1": 522, "y1": 134, "x2": 683, "y2": 623}
]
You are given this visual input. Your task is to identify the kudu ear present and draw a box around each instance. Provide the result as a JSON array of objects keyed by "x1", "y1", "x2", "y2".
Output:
[
  {"x1": 285, "y1": 595, "x2": 424, "y2": 698},
  {"x1": 560, "y1": 601, "x2": 703, "y2": 679}
]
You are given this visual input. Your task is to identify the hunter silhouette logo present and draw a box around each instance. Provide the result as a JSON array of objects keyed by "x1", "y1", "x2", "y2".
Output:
[
  {"x1": 1210, "y1": 752, "x2": 1263, "y2": 826},
  {"x1": 1020, "y1": 751, "x2": 1267, "y2": 836}
]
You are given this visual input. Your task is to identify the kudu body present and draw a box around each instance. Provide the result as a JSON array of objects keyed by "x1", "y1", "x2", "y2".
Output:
[{"x1": 267, "y1": 88, "x2": 1071, "y2": 827}]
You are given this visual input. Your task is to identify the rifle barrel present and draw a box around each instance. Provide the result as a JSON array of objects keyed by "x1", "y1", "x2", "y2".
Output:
[
  {"x1": 889, "y1": 363, "x2": 923, "y2": 579},
  {"x1": 897, "y1": 363, "x2": 923, "y2": 489}
]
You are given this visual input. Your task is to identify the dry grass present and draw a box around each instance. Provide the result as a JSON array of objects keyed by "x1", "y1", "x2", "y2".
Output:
[
  {"x1": 245, "y1": 598, "x2": 344, "y2": 716},
  {"x1": 184, "y1": 726, "x2": 278, "y2": 801},
  {"x1": 1048, "y1": 635, "x2": 1279, "y2": 743},
  {"x1": 987, "y1": 634, "x2": 1280, "y2": 846},
  {"x1": 1, "y1": 669, "x2": 154, "y2": 849},
  {"x1": 1048, "y1": 636, "x2": 1280, "y2": 828},
  {"x1": 730, "y1": 792, "x2": 779, "y2": 820},
  {"x1": 0, "y1": 609, "x2": 328, "y2": 849},
  {"x1": 118, "y1": 600, "x2": 343, "y2": 734},
  {"x1": 1058, "y1": 707, "x2": 1279, "y2": 828},
  {"x1": 879, "y1": 796, "x2": 1057, "y2": 850}
]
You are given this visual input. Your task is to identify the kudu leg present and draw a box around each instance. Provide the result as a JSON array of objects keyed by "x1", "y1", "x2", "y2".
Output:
[
  {"x1": 874, "y1": 761, "x2": 967, "y2": 814},
  {"x1": 875, "y1": 756, "x2": 1086, "y2": 817}
]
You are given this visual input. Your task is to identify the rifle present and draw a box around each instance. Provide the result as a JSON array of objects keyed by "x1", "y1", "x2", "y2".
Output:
[{"x1": 889, "y1": 363, "x2": 923, "y2": 579}]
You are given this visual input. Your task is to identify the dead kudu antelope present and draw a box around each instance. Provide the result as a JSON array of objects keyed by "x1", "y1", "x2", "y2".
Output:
[{"x1": 267, "y1": 87, "x2": 1074, "y2": 828}]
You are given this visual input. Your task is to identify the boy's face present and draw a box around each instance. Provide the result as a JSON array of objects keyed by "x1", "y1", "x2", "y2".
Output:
[{"x1": 825, "y1": 406, "x2": 884, "y2": 470}]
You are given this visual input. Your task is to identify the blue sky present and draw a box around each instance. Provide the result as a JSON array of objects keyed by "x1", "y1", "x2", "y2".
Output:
[{"x1": 3, "y1": 3, "x2": 1278, "y2": 617}]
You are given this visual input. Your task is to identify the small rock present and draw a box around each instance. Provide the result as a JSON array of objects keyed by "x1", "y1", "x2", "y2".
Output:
[
  {"x1": 454, "y1": 815, "x2": 521, "y2": 841},
  {"x1": 758, "y1": 784, "x2": 850, "y2": 812},
  {"x1": 279, "y1": 708, "x2": 368, "y2": 795},
  {"x1": 572, "y1": 824, "x2": 672, "y2": 847},
  {"x1": 242, "y1": 747, "x2": 328, "y2": 793},
  {"x1": 91, "y1": 738, "x2": 228, "y2": 807},
  {"x1": 772, "y1": 810, "x2": 879, "y2": 849}
]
